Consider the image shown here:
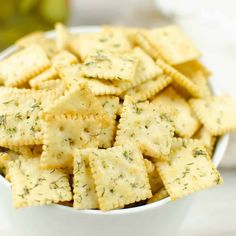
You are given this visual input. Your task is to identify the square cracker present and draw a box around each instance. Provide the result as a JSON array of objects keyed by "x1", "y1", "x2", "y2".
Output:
[
  {"x1": 81, "y1": 51, "x2": 138, "y2": 81},
  {"x1": 73, "y1": 149, "x2": 98, "y2": 209},
  {"x1": 193, "y1": 127, "x2": 216, "y2": 157},
  {"x1": 174, "y1": 60, "x2": 212, "y2": 97},
  {"x1": 114, "y1": 48, "x2": 162, "y2": 91},
  {"x1": 97, "y1": 96, "x2": 120, "y2": 148},
  {"x1": 124, "y1": 74, "x2": 172, "y2": 101},
  {"x1": 97, "y1": 96, "x2": 120, "y2": 119},
  {"x1": 15, "y1": 31, "x2": 44, "y2": 48},
  {"x1": 189, "y1": 96, "x2": 236, "y2": 135},
  {"x1": 0, "y1": 112, "x2": 43, "y2": 146},
  {"x1": 156, "y1": 59, "x2": 201, "y2": 97},
  {"x1": 9, "y1": 158, "x2": 72, "y2": 208},
  {"x1": 0, "y1": 152, "x2": 11, "y2": 176},
  {"x1": 156, "y1": 139, "x2": 222, "y2": 200},
  {"x1": 152, "y1": 87, "x2": 200, "y2": 138},
  {"x1": 35, "y1": 79, "x2": 66, "y2": 92},
  {"x1": 52, "y1": 50, "x2": 78, "y2": 68},
  {"x1": 29, "y1": 50, "x2": 78, "y2": 89},
  {"x1": 69, "y1": 29, "x2": 132, "y2": 61},
  {"x1": 43, "y1": 86, "x2": 112, "y2": 149},
  {"x1": 143, "y1": 25, "x2": 202, "y2": 65},
  {"x1": 29, "y1": 68, "x2": 58, "y2": 89},
  {"x1": 6, "y1": 145, "x2": 42, "y2": 158},
  {"x1": 190, "y1": 76, "x2": 212, "y2": 98},
  {"x1": 35, "y1": 38, "x2": 58, "y2": 59},
  {"x1": 115, "y1": 96, "x2": 174, "y2": 160},
  {"x1": 134, "y1": 31, "x2": 160, "y2": 60},
  {"x1": 41, "y1": 115, "x2": 102, "y2": 169},
  {"x1": 16, "y1": 31, "x2": 57, "y2": 59},
  {"x1": 0, "y1": 91, "x2": 57, "y2": 146},
  {"x1": 44, "y1": 84, "x2": 109, "y2": 121},
  {"x1": 98, "y1": 119, "x2": 117, "y2": 149},
  {"x1": 57, "y1": 64, "x2": 121, "y2": 95},
  {"x1": 0, "y1": 44, "x2": 50, "y2": 87},
  {"x1": 101, "y1": 25, "x2": 142, "y2": 45},
  {"x1": 147, "y1": 187, "x2": 169, "y2": 204},
  {"x1": 0, "y1": 90, "x2": 57, "y2": 115},
  {"x1": 55, "y1": 22, "x2": 71, "y2": 51},
  {"x1": 87, "y1": 145, "x2": 152, "y2": 211},
  {"x1": 144, "y1": 159, "x2": 163, "y2": 194},
  {"x1": 174, "y1": 60, "x2": 211, "y2": 80},
  {"x1": 0, "y1": 86, "x2": 31, "y2": 95}
]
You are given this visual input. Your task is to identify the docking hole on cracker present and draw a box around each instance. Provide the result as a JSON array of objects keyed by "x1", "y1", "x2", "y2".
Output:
[{"x1": 0, "y1": 23, "x2": 235, "y2": 211}]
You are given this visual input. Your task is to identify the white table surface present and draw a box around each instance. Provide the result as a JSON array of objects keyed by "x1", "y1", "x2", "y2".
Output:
[
  {"x1": 177, "y1": 168, "x2": 236, "y2": 236},
  {"x1": 1, "y1": 168, "x2": 235, "y2": 236}
]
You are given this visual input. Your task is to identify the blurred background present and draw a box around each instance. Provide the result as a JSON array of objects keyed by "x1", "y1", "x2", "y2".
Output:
[{"x1": 0, "y1": 0, "x2": 235, "y2": 235}]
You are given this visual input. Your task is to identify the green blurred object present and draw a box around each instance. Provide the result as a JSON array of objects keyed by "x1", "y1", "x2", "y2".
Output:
[
  {"x1": 18, "y1": 0, "x2": 38, "y2": 14},
  {"x1": 39, "y1": 0, "x2": 69, "y2": 23},
  {"x1": 0, "y1": 0, "x2": 69, "y2": 50}
]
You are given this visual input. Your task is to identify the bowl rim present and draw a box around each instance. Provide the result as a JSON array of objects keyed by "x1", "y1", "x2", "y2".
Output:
[{"x1": 0, "y1": 26, "x2": 230, "y2": 216}]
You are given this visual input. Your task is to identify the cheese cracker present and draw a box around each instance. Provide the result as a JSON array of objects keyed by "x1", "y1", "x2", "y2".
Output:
[{"x1": 88, "y1": 145, "x2": 152, "y2": 211}]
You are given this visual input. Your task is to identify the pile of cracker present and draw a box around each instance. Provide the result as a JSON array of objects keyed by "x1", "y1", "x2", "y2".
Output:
[{"x1": 0, "y1": 23, "x2": 236, "y2": 211}]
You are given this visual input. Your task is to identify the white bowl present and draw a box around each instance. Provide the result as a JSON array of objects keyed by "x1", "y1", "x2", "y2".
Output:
[{"x1": 0, "y1": 26, "x2": 229, "y2": 236}]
